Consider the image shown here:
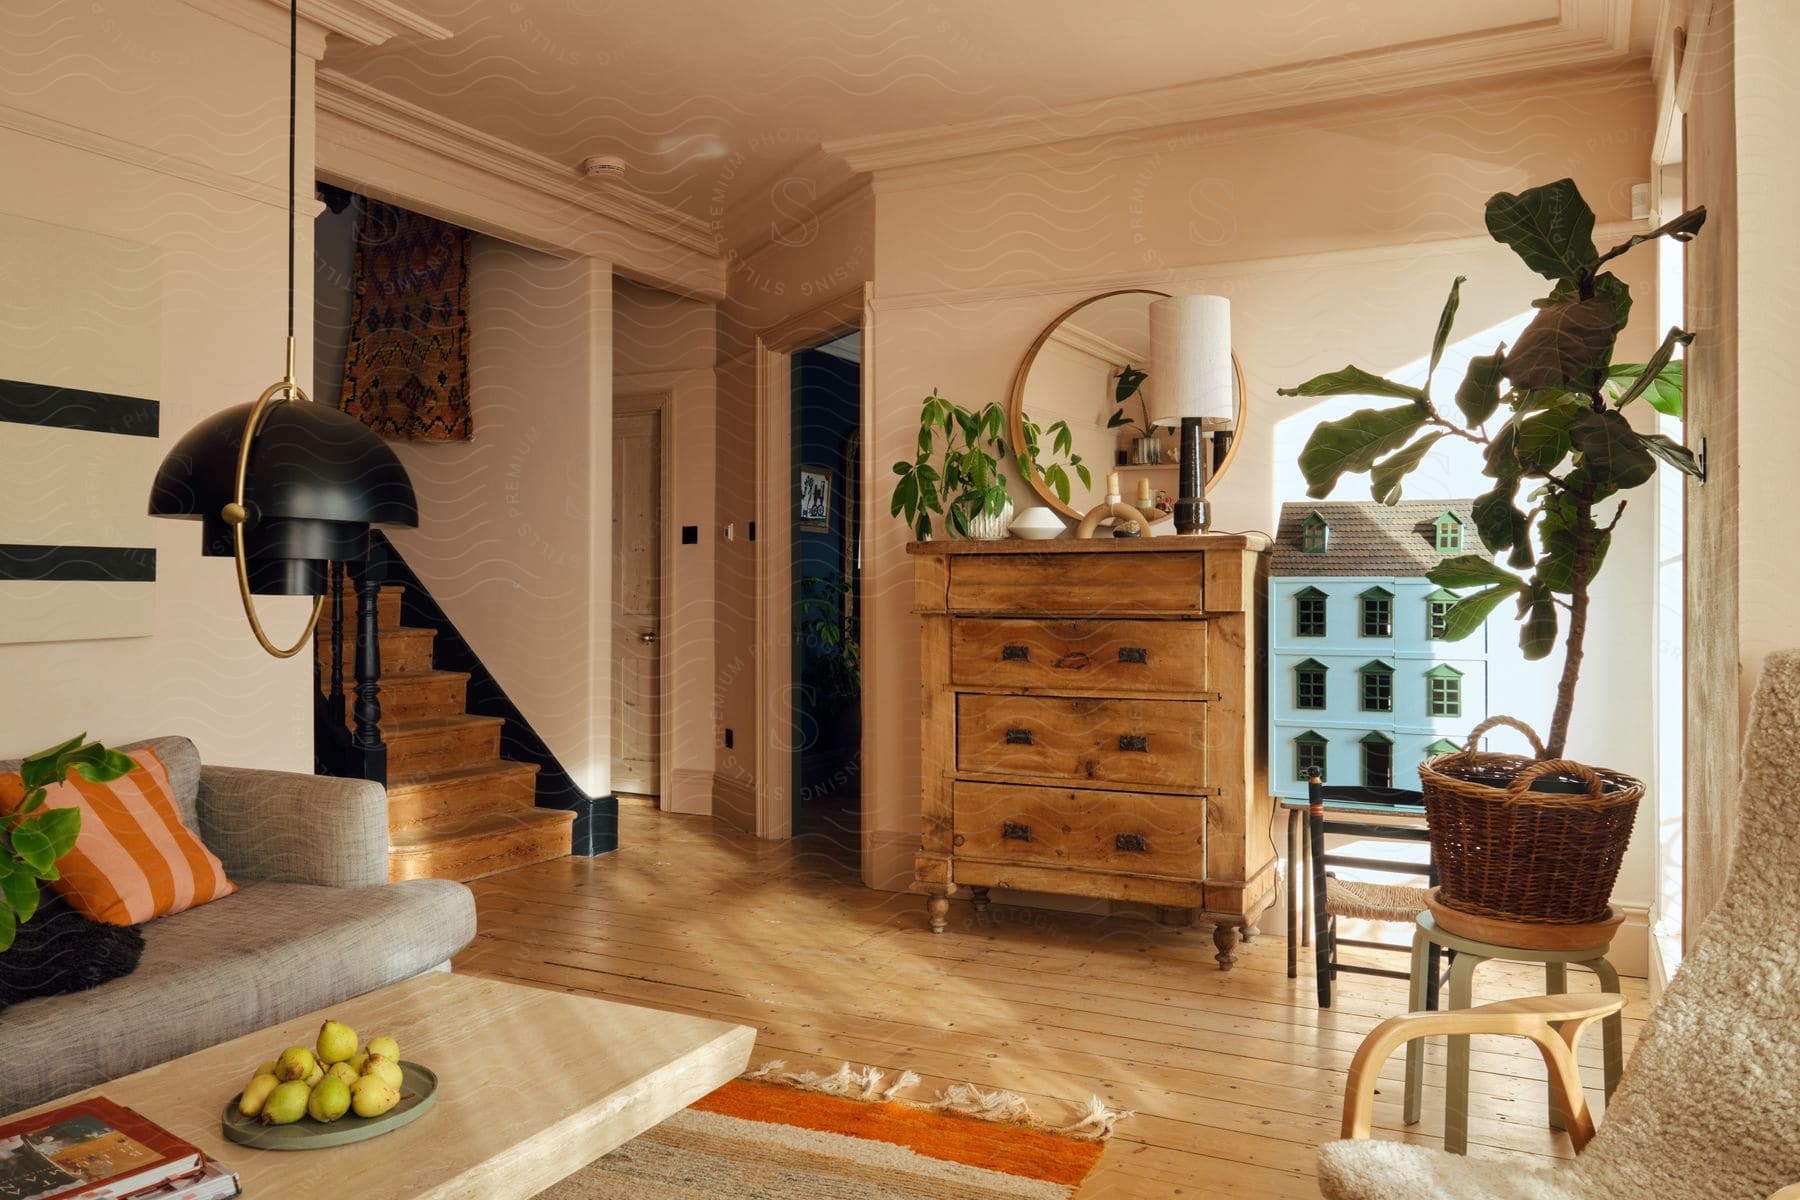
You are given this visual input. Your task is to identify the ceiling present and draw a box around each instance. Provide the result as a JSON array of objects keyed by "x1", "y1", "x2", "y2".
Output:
[{"x1": 325, "y1": 0, "x2": 1653, "y2": 237}]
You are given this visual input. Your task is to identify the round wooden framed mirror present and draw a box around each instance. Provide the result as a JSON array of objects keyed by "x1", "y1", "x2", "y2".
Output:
[{"x1": 1008, "y1": 289, "x2": 1246, "y2": 522}]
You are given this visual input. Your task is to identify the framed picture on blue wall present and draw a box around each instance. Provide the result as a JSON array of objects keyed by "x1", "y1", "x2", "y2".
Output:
[{"x1": 799, "y1": 465, "x2": 832, "y2": 532}]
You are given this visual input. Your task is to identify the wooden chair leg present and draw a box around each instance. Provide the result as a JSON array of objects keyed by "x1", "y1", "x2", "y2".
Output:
[
  {"x1": 1404, "y1": 926, "x2": 1430, "y2": 1126},
  {"x1": 1444, "y1": 951, "x2": 1481, "y2": 1155},
  {"x1": 1315, "y1": 914, "x2": 1335, "y2": 1007},
  {"x1": 1545, "y1": 961, "x2": 1569, "y2": 1131}
]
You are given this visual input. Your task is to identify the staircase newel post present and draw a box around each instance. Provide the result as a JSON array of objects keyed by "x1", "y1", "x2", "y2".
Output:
[
  {"x1": 349, "y1": 547, "x2": 388, "y2": 786},
  {"x1": 328, "y1": 560, "x2": 346, "y2": 728}
]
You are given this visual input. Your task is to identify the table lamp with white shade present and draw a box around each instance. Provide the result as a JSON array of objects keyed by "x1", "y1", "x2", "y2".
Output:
[{"x1": 1148, "y1": 294, "x2": 1232, "y2": 534}]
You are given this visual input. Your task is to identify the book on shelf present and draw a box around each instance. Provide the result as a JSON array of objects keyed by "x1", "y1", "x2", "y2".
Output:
[{"x1": 0, "y1": 1097, "x2": 213, "y2": 1200}]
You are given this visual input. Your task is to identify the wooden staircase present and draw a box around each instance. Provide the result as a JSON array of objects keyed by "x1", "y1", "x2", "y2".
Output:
[{"x1": 317, "y1": 580, "x2": 575, "y2": 884}]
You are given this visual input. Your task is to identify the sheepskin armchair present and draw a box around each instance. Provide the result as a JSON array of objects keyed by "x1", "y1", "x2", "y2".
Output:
[{"x1": 1316, "y1": 648, "x2": 1800, "y2": 1200}]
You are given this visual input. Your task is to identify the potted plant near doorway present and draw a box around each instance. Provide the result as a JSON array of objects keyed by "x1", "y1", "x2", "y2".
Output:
[{"x1": 1277, "y1": 178, "x2": 1706, "y2": 927}]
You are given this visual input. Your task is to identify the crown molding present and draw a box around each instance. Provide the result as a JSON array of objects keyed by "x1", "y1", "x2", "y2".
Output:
[
  {"x1": 315, "y1": 70, "x2": 727, "y2": 298},
  {"x1": 826, "y1": 0, "x2": 1634, "y2": 175},
  {"x1": 1047, "y1": 322, "x2": 1133, "y2": 370},
  {"x1": 178, "y1": 0, "x2": 449, "y2": 51}
]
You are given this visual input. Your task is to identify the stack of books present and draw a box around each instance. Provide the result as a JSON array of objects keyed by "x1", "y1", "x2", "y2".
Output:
[{"x1": 0, "y1": 1097, "x2": 239, "y2": 1200}]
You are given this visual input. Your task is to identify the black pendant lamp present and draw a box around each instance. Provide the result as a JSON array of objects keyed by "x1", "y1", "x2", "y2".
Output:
[{"x1": 148, "y1": 0, "x2": 417, "y2": 657}]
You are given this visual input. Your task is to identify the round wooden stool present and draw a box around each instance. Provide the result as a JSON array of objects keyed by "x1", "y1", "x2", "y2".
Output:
[{"x1": 1403, "y1": 892, "x2": 1627, "y2": 1155}]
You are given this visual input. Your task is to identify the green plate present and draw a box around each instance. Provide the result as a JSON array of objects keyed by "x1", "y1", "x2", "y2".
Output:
[{"x1": 220, "y1": 1061, "x2": 438, "y2": 1150}]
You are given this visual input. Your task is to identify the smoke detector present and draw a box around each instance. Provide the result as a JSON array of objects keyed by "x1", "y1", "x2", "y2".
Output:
[{"x1": 581, "y1": 154, "x2": 628, "y2": 181}]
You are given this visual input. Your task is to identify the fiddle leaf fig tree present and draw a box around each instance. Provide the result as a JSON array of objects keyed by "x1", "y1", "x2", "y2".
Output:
[
  {"x1": 1277, "y1": 179, "x2": 1706, "y2": 758},
  {"x1": 1, "y1": 733, "x2": 134, "y2": 951}
]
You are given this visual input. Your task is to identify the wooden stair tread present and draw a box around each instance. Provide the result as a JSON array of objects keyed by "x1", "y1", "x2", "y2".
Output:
[
  {"x1": 389, "y1": 759, "x2": 540, "y2": 792},
  {"x1": 390, "y1": 807, "x2": 573, "y2": 851},
  {"x1": 381, "y1": 713, "x2": 504, "y2": 737}
]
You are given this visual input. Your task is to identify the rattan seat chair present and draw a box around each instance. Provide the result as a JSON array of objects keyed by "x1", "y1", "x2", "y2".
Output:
[{"x1": 1308, "y1": 770, "x2": 1440, "y2": 1008}]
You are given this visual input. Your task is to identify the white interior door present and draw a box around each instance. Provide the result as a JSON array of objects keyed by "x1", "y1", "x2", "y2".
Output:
[{"x1": 611, "y1": 409, "x2": 661, "y2": 795}]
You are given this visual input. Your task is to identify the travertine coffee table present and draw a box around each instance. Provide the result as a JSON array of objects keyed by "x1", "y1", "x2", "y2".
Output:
[{"x1": 15, "y1": 971, "x2": 756, "y2": 1198}]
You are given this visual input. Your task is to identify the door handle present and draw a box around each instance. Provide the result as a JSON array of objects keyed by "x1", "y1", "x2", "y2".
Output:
[{"x1": 638, "y1": 631, "x2": 659, "y2": 644}]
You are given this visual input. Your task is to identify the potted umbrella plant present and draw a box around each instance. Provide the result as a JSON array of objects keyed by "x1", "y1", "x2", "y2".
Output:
[
  {"x1": 890, "y1": 390, "x2": 1089, "y2": 539},
  {"x1": 1277, "y1": 178, "x2": 1705, "y2": 925}
]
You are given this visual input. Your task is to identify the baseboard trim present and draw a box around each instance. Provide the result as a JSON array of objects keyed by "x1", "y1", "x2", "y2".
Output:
[
  {"x1": 667, "y1": 768, "x2": 714, "y2": 817},
  {"x1": 712, "y1": 775, "x2": 756, "y2": 834},
  {"x1": 569, "y1": 794, "x2": 619, "y2": 857}
]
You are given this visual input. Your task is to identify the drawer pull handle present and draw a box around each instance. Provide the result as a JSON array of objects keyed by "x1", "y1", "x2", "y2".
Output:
[
  {"x1": 1002, "y1": 822, "x2": 1032, "y2": 842},
  {"x1": 1053, "y1": 651, "x2": 1091, "y2": 671},
  {"x1": 1115, "y1": 833, "x2": 1149, "y2": 853},
  {"x1": 1118, "y1": 647, "x2": 1149, "y2": 665},
  {"x1": 1119, "y1": 734, "x2": 1149, "y2": 752},
  {"x1": 1001, "y1": 644, "x2": 1031, "y2": 662},
  {"x1": 1005, "y1": 728, "x2": 1034, "y2": 745}
]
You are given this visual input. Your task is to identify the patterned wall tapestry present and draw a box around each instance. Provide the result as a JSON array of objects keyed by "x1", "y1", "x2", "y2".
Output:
[{"x1": 341, "y1": 200, "x2": 472, "y2": 441}]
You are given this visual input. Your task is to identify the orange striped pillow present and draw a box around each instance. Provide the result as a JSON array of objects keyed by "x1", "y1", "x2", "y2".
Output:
[{"x1": 0, "y1": 746, "x2": 235, "y2": 926}]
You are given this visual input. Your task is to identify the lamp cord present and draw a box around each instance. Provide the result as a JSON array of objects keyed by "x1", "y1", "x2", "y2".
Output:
[{"x1": 287, "y1": 0, "x2": 296, "y2": 343}]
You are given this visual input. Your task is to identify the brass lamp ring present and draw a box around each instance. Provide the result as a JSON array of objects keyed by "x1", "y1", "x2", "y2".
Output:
[{"x1": 224, "y1": 373, "x2": 325, "y2": 659}]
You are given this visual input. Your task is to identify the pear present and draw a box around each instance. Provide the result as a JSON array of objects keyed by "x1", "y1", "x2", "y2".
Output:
[
  {"x1": 365, "y1": 1035, "x2": 399, "y2": 1061},
  {"x1": 238, "y1": 1073, "x2": 280, "y2": 1118},
  {"x1": 307, "y1": 1076, "x2": 352, "y2": 1123},
  {"x1": 349, "y1": 1075, "x2": 400, "y2": 1118},
  {"x1": 326, "y1": 1062, "x2": 360, "y2": 1088},
  {"x1": 262, "y1": 1080, "x2": 311, "y2": 1125},
  {"x1": 316, "y1": 1020, "x2": 358, "y2": 1065},
  {"x1": 255, "y1": 1059, "x2": 278, "y2": 1079},
  {"x1": 347, "y1": 1052, "x2": 371, "y2": 1075},
  {"x1": 363, "y1": 1055, "x2": 404, "y2": 1089},
  {"x1": 302, "y1": 1062, "x2": 325, "y2": 1088},
  {"x1": 275, "y1": 1046, "x2": 316, "y2": 1082}
]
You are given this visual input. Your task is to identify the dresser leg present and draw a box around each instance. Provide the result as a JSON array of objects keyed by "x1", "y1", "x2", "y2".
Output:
[
  {"x1": 1212, "y1": 923, "x2": 1241, "y2": 970},
  {"x1": 926, "y1": 895, "x2": 951, "y2": 934},
  {"x1": 969, "y1": 887, "x2": 991, "y2": 918}
]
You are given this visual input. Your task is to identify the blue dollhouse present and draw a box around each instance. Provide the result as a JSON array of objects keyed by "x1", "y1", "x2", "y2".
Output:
[{"x1": 1268, "y1": 499, "x2": 1494, "y2": 800}]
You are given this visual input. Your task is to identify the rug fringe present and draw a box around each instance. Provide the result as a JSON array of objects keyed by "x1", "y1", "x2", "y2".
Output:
[{"x1": 740, "y1": 1060, "x2": 1132, "y2": 1140}]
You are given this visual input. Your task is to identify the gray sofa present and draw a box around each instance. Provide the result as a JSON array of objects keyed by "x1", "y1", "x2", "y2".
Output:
[{"x1": 0, "y1": 736, "x2": 476, "y2": 1114}]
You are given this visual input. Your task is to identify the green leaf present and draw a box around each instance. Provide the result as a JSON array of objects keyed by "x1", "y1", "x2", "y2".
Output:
[
  {"x1": 1428, "y1": 276, "x2": 1466, "y2": 381},
  {"x1": 1115, "y1": 365, "x2": 1148, "y2": 404},
  {"x1": 36, "y1": 807, "x2": 80, "y2": 859},
  {"x1": 1611, "y1": 327, "x2": 1693, "y2": 413},
  {"x1": 1276, "y1": 366, "x2": 1427, "y2": 404},
  {"x1": 1296, "y1": 405, "x2": 1428, "y2": 499},
  {"x1": 15, "y1": 787, "x2": 46, "y2": 817},
  {"x1": 1472, "y1": 481, "x2": 1535, "y2": 569},
  {"x1": 1428, "y1": 554, "x2": 1526, "y2": 590},
  {"x1": 1482, "y1": 421, "x2": 1522, "y2": 480},
  {"x1": 1608, "y1": 359, "x2": 1684, "y2": 417},
  {"x1": 1517, "y1": 581, "x2": 1558, "y2": 661},
  {"x1": 1369, "y1": 432, "x2": 1448, "y2": 505},
  {"x1": 1044, "y1": 464, "x2": 1071, "y2": 505},
  {"x1": 1441, "y1": 582, "x2": 1522, "y2": 641},
  {"x1": 10, "y1": 827, "x2": 52, "y2": 874},
  {"x1": 1504, "y1": 297, "x2": 1620, "y2": 391},
  {"x1": 64, "y1": 745, "x2": 136, "y2": 785},
  {"x1": 19, "y1": 733, "x2": 86, "y2": 790},
  {"x1": 1515, "y1": 405, "x2": 1578, "y2": 472},
  {"x1": 1106, "y1": 410, "x2": 1131, "y2": 429},
  {"x1": 1595, "y1": 205, "x2": 1707, "y2": 267},
  {"x1": 1455, "y1": 350, "x2": 1507, "y2": 427},
  {"x1": 0, "y1": 904, "x2": 14, "y2": 953},
  {"x1": 1639, "y1": 432, "x2": 1705, "y2": 478},
  {"x1": 1538, "y1": 272, "x2": 1632, "y2": 330},
  {"x1": 1, "y1": 871, "x2": 38, "y2": 925},
  {"x1": 1571, "y1": 410, "x2": 1658, "y2": 490},
  {"x1": 1538, "y1": 497, "x2": 1610, "y2": 594},
  {"x1": 1484, "y1": 178, "x2": 1599, "y2": 282}
]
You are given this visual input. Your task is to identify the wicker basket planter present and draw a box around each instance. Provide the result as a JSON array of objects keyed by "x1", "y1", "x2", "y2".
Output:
[{"x1": 1418, "y1": 716, "x2": 1644, "y2": 925}]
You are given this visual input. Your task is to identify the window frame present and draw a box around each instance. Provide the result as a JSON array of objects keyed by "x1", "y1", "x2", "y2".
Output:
[
  {"x1": 1427, "y1": 664, "x2": 1464, "y2": 718},
  {"x1": 1434, "y1": 512, "x2": 1463, "y2": 552},
  {"x1": 1295, "y1": 732, "x2": 1327, "y2": 782},
  {"x1": 1294, "y1": 658, "x2": 1328, "y2": 710},
  {"x1": 1295, "y1": 587, "x2": 1328, "y2": 638},
  {"x1": 1359, "y1": 587, "x2": 1393, "y2": 638},
  {"x1": 1426, "y1": 587, "x2": 1458, "y2": 640},
  {"x1": 1359, "y1": 660, "x2": 1394, "y2": 713}
]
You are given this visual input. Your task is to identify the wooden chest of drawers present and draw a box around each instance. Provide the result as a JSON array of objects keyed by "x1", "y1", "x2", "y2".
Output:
[{"x1": 909, "y1": 536, "x2": 1273, "y2": 968}]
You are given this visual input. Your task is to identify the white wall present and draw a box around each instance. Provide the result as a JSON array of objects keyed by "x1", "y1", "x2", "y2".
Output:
[
  {"x1": 384, "y1": 239, "x2": 615, "y2": 794},
  {"x1": 0, "y1": 0, "x2": 316, "y2": 770}
]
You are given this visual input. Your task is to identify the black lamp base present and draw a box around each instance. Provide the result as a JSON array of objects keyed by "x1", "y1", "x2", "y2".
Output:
[{"x1": 1175, "y1": 417, "x2": 1210, "y2": 535}]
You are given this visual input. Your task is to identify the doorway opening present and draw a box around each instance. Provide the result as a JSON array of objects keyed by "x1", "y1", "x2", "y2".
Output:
[
  {"x1": 790, "y1": 332, "x2": 863, "y2": 845},
  {"x1": 612, "y1": 396, "x2": 666, "y2": 804}
]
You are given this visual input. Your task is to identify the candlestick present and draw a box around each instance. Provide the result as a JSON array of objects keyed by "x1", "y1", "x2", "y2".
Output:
[
  {"x1": 1137, "y1": 477, "x2": 1152, "y2": 503},
  {"x1": 1106, "y1": 470, "x2": 1120, "y2": 499}
]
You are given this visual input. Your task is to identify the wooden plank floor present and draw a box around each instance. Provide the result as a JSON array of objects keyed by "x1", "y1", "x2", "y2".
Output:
[{"x1": 453, "y1": 807, "x2": 1648, "y2": 1199}]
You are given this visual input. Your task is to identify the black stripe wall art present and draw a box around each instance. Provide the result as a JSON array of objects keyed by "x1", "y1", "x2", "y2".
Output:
[{"x1": 1, "y1": 378, "x2": 160, "y2": 645}]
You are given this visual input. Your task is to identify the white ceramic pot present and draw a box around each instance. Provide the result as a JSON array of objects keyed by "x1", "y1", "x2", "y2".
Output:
[
  {"x1": 966, "y1": 500, "x2": 1015, "y2": 540},
  {"x1": 1007, "y1": 506, "x2": 1066, "y2": 540}
]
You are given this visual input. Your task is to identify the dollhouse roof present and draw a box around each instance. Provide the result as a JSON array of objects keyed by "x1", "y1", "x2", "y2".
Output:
[{"x1": 1270, "y1": 499, "x2": 1477, "y2": 577}]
